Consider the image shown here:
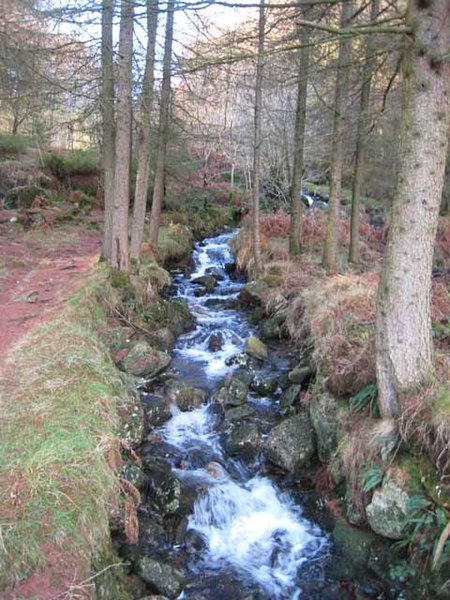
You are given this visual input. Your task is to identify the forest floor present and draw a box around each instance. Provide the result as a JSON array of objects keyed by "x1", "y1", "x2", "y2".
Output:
[{"x1": 0, "y1": 217, "x2": 103, "y2": 599}]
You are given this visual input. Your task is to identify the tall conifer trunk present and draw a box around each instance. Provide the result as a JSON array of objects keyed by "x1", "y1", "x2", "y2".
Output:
[
  {"x1": 289, "y1": 24, "x2": 310, "y2": 256},
  {"x1": 101, "y1": 0, "x2": 115, "y2": 260},
  {"x1": 251, "y1": 0, "x2": 265, "y2": 274},
  {"x1": 323, "y1": 0, "x2": 352, "y2": 271},
  {"x1": 375, "y1": 0, "x2": 449, "y2": 417},
  {"x1": 130, "y1": 0, "x2": 159, "y2": 261},
  {"x1": 349, "y1": 0, "x2": 379, "y2": 264},
  {"x1": 149, "y1": 0, "x2": 175, "y2": 247},
  {"x1": 111, "y1": 0, "x2": 133, "y2": 271}
]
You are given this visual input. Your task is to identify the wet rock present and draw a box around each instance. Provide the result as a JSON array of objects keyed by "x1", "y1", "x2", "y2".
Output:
[
  {"x1": 366, "y1": 481, "x2": 409, "y2": 539},
  {"x1": 138, "y1": 516, "x2": 168, "y2": 552},
  {"x1": 213, "y1": 371, "x2": 251, "y2": 407},
  {"x1": 117, "y1": 396, "x2": 145, "y2": 446},
  {"x1": 263, "y1": 412, "x2": 316, "y2": 472},
  {"x1": 142, "y1": 394, "x2": 172, "y2": 428},
  {"x1": 139, "y1": 596, "x2": 169, "y2": 600},
  {"x1": 205, "y1": 267, "x2": 225, "y2": 281},
  {"x1": 224, "y1": 405, "x2": 255, "y2": 422},
  {"x1": 117, "y1": 339, "x2": 171, "y2": 378},
  {"x1": 224, "y1": 261, "x2": 237, "y2": 275},
  {"x1": 238, "y1": 280, "x2": 270, "y2": 306},
  {"x1": 192, "y1": 275, "x2": 217, "y2": 292},
  {"x1": 250, "y1": 372, "x2": 280, "y2": 396},
  {"x1": 309, "y1": 393, "x2": 342, "y2": 463},
  {"x1": 167, "y1": 299, "x2": 194, "y2": 336},
  {"x1": 142, "y1": 458, "x2": 183, "y2": 516},
  {"x1": 288, "y1": 365, "x2": 312, "y2": 385},
  {"x1": 184, "y1": 529, "x2": 208, "y2": 554},
  {"x1": 122, "y1": 463, "x2": 146, "y2": 489},
  {"x1": 279, "y1": 385, "x2": 301, "y2": 411},
  {"x1": 328, "y1": 520, "x2": 376, "y2": 582},
  {"x1": 207, "y1": 332, "x2": 224, "y2": 352},
  {"x1": 244, "y1": 336, "x2": 268, "y2": 361},
  {"x1": 228, "y1": 422, "x2": 262, "y2": 460},
  {"x1": 135, "y1": 557, "x2": 185, "y2": 599},
  {"x1": 165, "y1": 381, "x2": 206, "y2": 411}
]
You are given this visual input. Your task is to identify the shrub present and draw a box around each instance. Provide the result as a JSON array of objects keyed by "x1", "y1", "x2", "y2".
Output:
[
  {"x1": 45, "y1": 149, "x2": 100, "y2": 180},
  {"x1": 0, "y1": 133, "x2": 31, "y2": 155}
]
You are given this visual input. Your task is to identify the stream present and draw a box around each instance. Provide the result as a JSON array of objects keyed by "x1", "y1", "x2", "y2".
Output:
[{"x1": 130, "y1": 231, "x2": 391, "y2": 600}]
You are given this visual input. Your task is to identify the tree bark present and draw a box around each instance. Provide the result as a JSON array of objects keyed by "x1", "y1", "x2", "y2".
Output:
[
  {"x1": 375, "y1": 0, "x2": 449, "y2": 418},
  {"x1": 349, "y1": 0, "x2": 380, "y2": 264},
  {"x1": 251, "y1": 0, "x2": 265, "y2": 275},
  {"x1": 148, "y1": 0, "x2": 175, "y2": 247},
  {"x1": 289, "y1": 25, "x2": 310, "y2": 256},
  {"x1": 111, "y1": 0, "x2": 133, "y2": 271},
  {"x1": 322, "y1": 0, "x2": 352, "y2": 271},
  {"x1": 101, "y1": 0, "x2": 115, "y2": 260},
  {"x1": 130, "y1": 0, "x2": 159, "y2": 261}
]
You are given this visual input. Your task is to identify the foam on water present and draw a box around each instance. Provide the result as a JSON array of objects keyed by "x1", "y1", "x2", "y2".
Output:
[{"x1": 189, "y1": 474, "x2": 326, "y2": 599}]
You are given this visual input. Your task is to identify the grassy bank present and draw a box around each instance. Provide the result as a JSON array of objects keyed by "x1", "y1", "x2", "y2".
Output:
[{"x1": 0, "y1": 266, "x2": 144, "y2": 596}]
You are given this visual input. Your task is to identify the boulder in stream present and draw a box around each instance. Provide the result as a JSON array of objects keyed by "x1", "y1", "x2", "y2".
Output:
[
  {"x1": 135, "y1": 557, "x2": 185, "y2": 599},
  {"x1": 191, "y1": 274, "x2": 217, "y2": 292},
  {"x1": 228, "y1": 422, "x2": 262, "y2": 460},
  {"x1": 213, "y1": 371, "x2": 251, "y2": 407},
  {"x1": 142, "y1": 394, "x2": 172, "y2": 428},
  {"x1": 263, "y1": 412, "x2": 316, "y2": 472},
  {"x1": 250, "y1": 372, "x2": 280, "y2": 396},
  {"x1": 117, "y1": 339, "x2": 171, "y2": 378},
  {"x1": 164, "y1": 380, "x2": 206, "y2": 411},
  {"x1": 142, "y1": 458, "x2": 183, "y2": 516},
  {"x1": 207, "y1": 332, "x2": 225, "y2": 352},
  {"x1": 244, "y1": 336, "x2": 268, "y2": 361}
]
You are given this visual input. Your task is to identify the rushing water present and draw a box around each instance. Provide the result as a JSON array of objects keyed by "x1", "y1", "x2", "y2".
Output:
[{"x1": 155, "y1": 232, "x2": 329, "y2": 599}]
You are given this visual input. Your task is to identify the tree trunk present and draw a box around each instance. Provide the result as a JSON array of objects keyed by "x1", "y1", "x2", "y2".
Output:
[
  {"x1": 101, "y1": 0, "x2": 115, "y2": 260},
  {"x1": 252, "y1": 0, "x2": 265, "y2": 275},
  {"x1": 349, "y1": 0, "x2": 379, "y2": 264},
  {"x1": 130, "y1": 0, "x2": 159, "y2": 261},
  {"x1": 148, "y1": 0, "x2": 175, "y2": 247},
  {"x1": 289, "y1": 25, "x2": 310, "y2": 256},
  {"x1": 322, "y1": 0, "x2": 352, "y2": 271},
  {"x1": 111, "y1": 0, "x2": 133, "y2": 271},
  {"x1": 375, "y1": 0, "x2": 449, "y2": 418}
]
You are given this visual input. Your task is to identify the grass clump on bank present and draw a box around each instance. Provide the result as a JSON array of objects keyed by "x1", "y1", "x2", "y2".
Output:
[{"x1": 0, "y1": 266, "x2": 138, "y2": 593}]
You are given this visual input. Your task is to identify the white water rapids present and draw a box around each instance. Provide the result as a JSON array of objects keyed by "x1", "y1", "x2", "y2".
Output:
[{"x1": 161, "y1": 232, "x2": 328, "y2": 599}]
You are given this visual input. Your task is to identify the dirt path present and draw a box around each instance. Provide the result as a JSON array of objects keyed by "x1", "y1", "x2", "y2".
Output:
[{"x1": 0, "y1": 224, "x2": 101, "y2": 370}]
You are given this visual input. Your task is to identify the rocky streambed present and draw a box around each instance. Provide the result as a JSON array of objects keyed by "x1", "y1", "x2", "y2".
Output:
[{"x1": 115, "y1": 232, "x2": 414, "y2": 600}]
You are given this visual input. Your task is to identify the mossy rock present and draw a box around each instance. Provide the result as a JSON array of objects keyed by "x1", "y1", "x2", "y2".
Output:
[
  {"x1": 244, "y1": 336, "x2": 268, "y2": 361},
  {"x1": 279, "y1": 385, "x2": 301, "y2": 412},
  {"x1": 165, "y1": 380, "x2": 206, "y2": 411},
  {"x1": 263, "y1": 412, "x2": 316, "y2": 473},
  {"x1": 366, "y1": 481, "x2": 409, "y2": 540},
  {"x1": 135, "y1": 557, "x2": 185, "y2": 599},
  {"x1": 213, "y1": 371, "x2": 251, "y2": 408},
  {"x1": 309, "y1": 393, "x2": 343, "y2": 463},
  {"x1": 117, "y1": 339, "x2": 171, "y2": 378},
  {"x1": 228, "y1": 422, "x2": 262, "y2": 460}
]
